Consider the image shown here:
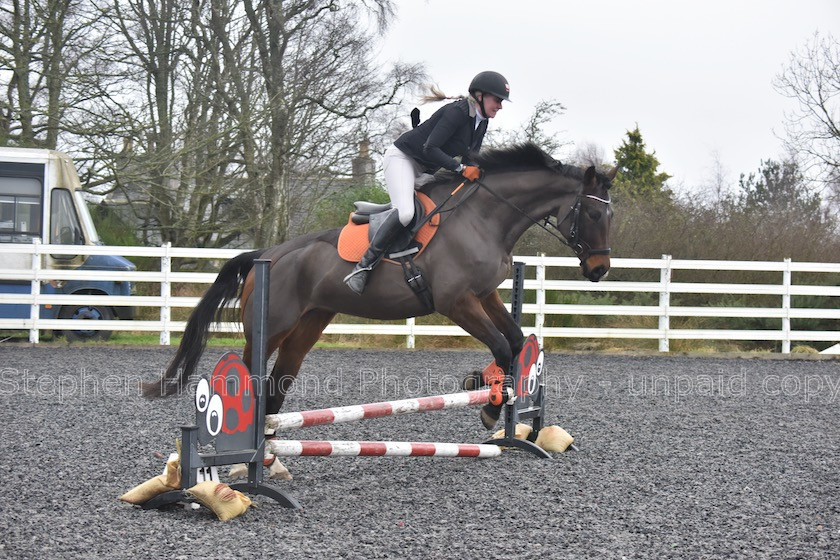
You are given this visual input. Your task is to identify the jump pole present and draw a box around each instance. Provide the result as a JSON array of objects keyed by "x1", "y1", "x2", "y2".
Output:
[
  {"x1": 265, "y1": 389, "x2": 491, "y2": 432},
  {"x1": 267, "y1": 440, "x2": 502, "y2": 458}
]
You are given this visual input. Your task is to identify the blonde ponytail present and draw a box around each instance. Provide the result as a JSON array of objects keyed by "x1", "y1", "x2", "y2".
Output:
[{"x1": 419, "y1": 85, "x2": 465, "y2": 104}]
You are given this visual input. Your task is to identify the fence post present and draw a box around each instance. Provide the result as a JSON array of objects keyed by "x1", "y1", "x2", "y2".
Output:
[
  {"x1": 160, "y1": 242, "x2": 172, "y2": 346},
  {"x1": 29, "y1": 239, "x2": 42, "y2": 344},
  {"x1": 406, "y1": 317, "x2": 415, "y2": 349},
  {"x1": 536, "y1": 254, "x2": 546, "y2": 346},
  {"x1": 658, "y1": 254, "x2": 672, "y2": 352},
  {"x1": 782, "y1": 258, "x2": 791, "y2": 354}
]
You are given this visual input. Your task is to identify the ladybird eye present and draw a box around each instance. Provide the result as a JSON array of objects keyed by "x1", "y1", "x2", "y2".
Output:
[
  {"x1": 206, "y1": 394, "x2": 223, "y2": 436},
  {"x1": 195, "y1": 378, "x2": 210, "y2": 412},
  {"x1": 536, "y1": 350, "x2": 545, "y2": 375}
]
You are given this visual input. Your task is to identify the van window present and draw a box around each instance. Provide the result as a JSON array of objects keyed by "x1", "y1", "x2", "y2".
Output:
[
  {"x1": 50, "y1": 189, "x2": 84, "y2": 246},
  {"x1": 0, "y1": 177, "x2": 42, "y2": 242},
  {"x1": 74, "y1": 190, "x2": 100, "y2": 244}
]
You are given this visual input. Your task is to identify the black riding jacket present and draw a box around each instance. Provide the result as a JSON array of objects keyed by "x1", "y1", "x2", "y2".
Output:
[{"x1": 394, "y1": 98, "x2": 487, "y2": 174}]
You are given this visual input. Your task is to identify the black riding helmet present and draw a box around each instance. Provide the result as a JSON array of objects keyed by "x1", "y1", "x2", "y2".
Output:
[{"x1": 468, "y1": 71, "x2": 511, "y2": 102}]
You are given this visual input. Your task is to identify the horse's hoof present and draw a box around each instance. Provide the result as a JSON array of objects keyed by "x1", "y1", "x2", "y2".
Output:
[
  {"x1": 267, "y1": 458, "x2": 293, "y2": 481},
  {"x1": 480, "y1": 404, "x2": 501, "y2": 429},
  {"x1": 462, "y1": 370, "x2": 483, "y2": 390},
  {"x1": 228, "y1": 463, "x2": 247, "y2": 479}
]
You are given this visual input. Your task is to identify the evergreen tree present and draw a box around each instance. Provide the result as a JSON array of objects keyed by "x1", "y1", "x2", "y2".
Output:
[
  {"x1": 736, "y1": 159, "x2": 825, "y2": 222},
  {"x1": 310, "y1": 183, "x2": 390, "y2": 232},
  {"x1": 612, "y1": 126, "x2": 672, "y2": 200}
]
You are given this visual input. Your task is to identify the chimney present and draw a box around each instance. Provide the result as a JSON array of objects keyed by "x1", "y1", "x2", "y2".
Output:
[{"x1": 351, "y1": 139, "x2": 375, "y2": 185}]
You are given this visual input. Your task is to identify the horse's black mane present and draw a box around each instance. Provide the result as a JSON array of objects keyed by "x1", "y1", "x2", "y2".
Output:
[
  {"x1": 472, "y1": 142, "x2": 564, "y2": 173},
  {"x1": 426, "y1": 141, "x2": 598, "y2": 189},
  {"x1": 472, "y1": 143, "x2": 615, "y2": 188}
]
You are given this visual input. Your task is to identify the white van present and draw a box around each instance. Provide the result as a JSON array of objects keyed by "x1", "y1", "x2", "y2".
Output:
[{"x1": 0, "y1": 147, "x2": 136, "y2": 340}]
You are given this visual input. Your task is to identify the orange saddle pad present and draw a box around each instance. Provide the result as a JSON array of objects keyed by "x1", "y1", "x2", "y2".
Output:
[{"x1": 337, "y1": 192, "x2": 440, "y2": 263}]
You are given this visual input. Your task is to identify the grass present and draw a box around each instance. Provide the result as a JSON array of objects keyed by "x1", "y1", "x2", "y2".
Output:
[
  {"x1": 1, "y1": 328, "x2": 826, "y2": 355},
  {"x1": 0, "y1": 330, "x2": 409, "y2": 349}
]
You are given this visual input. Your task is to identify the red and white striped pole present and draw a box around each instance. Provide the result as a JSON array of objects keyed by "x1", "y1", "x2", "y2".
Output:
[
  {"x1": 265, "y1": 389, "x2": 491, "y2": 433},
  {"x1": 267, "y1": 439, "x2": 501, "y2": 458}
]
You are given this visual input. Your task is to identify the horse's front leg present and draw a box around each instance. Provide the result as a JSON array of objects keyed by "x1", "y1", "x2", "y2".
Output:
[
  {"x1": 446, "y1": 292, "x2": 512, "y2": 429},
  {"x1": 462, "y1": 290, "x2": 525, "y2": 391},
  {"x1": 481, "y1": 289, "x2": 525, "y2": 357}
]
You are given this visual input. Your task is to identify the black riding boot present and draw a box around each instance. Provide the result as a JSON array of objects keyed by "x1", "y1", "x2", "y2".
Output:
[{"x1": 343, "y1": 209, "x2": 405, "y2": 295}]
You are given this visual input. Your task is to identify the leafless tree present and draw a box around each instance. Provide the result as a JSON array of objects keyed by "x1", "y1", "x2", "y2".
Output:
[
  {"x1": 2, "y1": 0, "x2": 422, "y2": 249},
  {"x1": 773, "y1": 32, "x2": 840, "y2": 196},
  {"x1": 0, "y1": 0, "x2": 114, "y2": 147},
  {"x1": 486, "y1": 99, "x2": 569, "y2": 157},
  {"x1": 235, "y1": 0, "x2": 421, "y2": 245},
  {"x1": 567, "y1": 141, "x2": 608, "y2": 168}
]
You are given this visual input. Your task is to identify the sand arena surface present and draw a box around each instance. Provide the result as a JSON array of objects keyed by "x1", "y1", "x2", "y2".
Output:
[{"x1": 1, "y1": 346, "x2": 838, "y2": 559}]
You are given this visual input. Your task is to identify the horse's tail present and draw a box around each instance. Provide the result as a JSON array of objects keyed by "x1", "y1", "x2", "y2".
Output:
[{"x1": 142, "y1": 249, "x2": 263, "y2": 398}]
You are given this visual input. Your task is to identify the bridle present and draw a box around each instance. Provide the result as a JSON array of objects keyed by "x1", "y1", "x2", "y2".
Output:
[
  {"x1": 470, "y1": 176, "x2": 612, "y2": 259},
  {"x1": 557, "y1": 193, "x2": 612, "y2": 257},
  {"x1": 411, "y1": 170, "x2": 612, "y2": 260}
]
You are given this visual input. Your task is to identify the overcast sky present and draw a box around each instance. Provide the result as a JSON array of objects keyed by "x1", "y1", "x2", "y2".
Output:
[{"x1": 377, "y1": 0, "x2": 840, "y2": 194}]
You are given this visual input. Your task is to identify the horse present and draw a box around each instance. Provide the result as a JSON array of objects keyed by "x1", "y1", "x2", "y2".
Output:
[{"x1": 144, "y1": 142, "x2": 615, "y2": 429}]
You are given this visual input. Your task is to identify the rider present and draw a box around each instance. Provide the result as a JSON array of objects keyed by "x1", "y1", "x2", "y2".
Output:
[{"x1": 343, "y1": 71, "x2": 511, "y2": 294}]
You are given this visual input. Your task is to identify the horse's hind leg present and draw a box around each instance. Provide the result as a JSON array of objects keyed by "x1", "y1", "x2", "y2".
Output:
[
  {"x1": 232, "y1": 310, "x2": 334, "y2": 482},
  {"x1": 265, "y1": 309, "x2": 336, "y2": 414}
]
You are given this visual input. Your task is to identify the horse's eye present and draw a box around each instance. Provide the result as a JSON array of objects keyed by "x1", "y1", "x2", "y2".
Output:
[{"x1": 588, "y1": 210, "x2": 602, "y2": 221}]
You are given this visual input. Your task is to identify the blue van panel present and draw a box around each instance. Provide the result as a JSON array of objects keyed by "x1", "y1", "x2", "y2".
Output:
[{"x1": 0, "y1": 282, "x2": 57, "y2": 319}]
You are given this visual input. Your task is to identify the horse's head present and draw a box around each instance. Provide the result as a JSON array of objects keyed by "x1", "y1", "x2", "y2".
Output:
[
  {"x1": 559, "y1": 165, "x2": 615, "y2": 282},
  {"x1": 463, "y1": 143, "x2": 615, "y2": 281}
]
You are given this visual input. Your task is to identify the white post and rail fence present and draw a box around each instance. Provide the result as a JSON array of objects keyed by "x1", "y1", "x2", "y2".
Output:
[{"x1": 1, "y1": 242, "x2": 838, "y2": 353}]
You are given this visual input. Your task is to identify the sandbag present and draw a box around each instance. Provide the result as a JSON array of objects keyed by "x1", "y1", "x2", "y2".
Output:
[
  {"x1": 119, "y1": 452, "x2": 181, "y2": 505},
  {"x1": 186, "y1": 481, "x2": 253, "y2": 521},
  {"x1": 491, "y1": 423, "x2": 574, "y2": 453},
  {"x1": 491, "y1": 422, "x2": 533, "y2": 441},
  {"x1": 535, "y1": 425, "x2": 574, "y2": 452}
]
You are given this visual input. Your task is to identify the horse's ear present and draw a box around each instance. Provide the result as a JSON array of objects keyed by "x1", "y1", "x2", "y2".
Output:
[
  {"x1": 584, "y1": 165, "x2": 597, "y2": 187},
  {"x1": 606, "y1": 166, "x2": 618, "y2": 181}
]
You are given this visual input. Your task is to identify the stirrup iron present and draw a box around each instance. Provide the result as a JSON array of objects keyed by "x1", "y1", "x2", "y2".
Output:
[{"x1": 343, "y1": 265, "x2": 372, "y2": 283}]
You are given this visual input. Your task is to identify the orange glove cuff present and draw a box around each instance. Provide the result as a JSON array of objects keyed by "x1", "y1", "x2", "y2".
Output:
[{"x1": 461, "y1": 165, "x2": 481, "y2": 182}]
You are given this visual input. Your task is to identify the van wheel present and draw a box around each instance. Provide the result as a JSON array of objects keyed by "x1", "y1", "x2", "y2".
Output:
[{"x1": 59, "y1": 305, "x2": 114, "y2": 341}]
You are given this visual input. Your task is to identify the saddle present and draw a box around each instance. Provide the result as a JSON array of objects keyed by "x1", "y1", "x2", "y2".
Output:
[{"x1": 337, "y1": 192, "x2": 440, "y2": 263}]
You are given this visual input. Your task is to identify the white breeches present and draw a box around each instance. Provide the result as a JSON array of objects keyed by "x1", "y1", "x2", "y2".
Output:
[{"x1": 383, "y1": 145, "x2": 432, "y2": 226}]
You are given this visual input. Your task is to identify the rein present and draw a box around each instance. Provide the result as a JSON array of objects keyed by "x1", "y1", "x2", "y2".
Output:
[
  {"x1": 410, "y1": 170, "x2": 611, "y2": 258},
  {"x1": 472, "y1": 176, "x2": 612, "y2": 257},
  {"x1": 408, "y1": 180, "x2": 481, "y2": 236}
]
